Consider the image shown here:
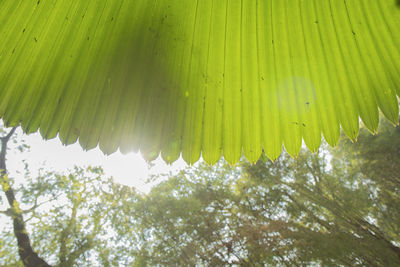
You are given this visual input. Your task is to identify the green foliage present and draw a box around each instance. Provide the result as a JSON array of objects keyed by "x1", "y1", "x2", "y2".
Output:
[
  {"x1": 332, "y1": 120, "x2": 400, "y2": 247},
  {"x1": 0, "y1": 1, "x2": 399, "y2": 164},
  {"x1": 126, "y1": 121, "x2": 400, "y2": 266},
  {"x1": 1, "y1": 121, "x2": 399, "y2": 266},
  {"x1": 1, "y1": 165, "x2": 140, "y2": 266}
]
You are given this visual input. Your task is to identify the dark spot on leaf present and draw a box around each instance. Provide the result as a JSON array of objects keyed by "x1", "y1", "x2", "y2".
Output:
[
  {"x1": 12, "y1": 48, "x2": 15, "y2": 54},
  {"x1": 22, "y1": 28, "x2": 25, "y2": 33},
  {"x1": 261, "y1": 76, "x2": 264, "y2": 80},
  {"x1": 397, "y1": 0, "x2": 400, "y2": 7},
  {"x1": 87, "y1": 36, "x2": 90, "y2": 40},
  {"x1": 34, "y1": 37, "x2": 37, "y2": 42},
  {"x1": 302, "y1": 123, "x2": 306, "y2": 127},
  {"x1": 352, "y1": 30, "x2": 356, "y2": 35},
  {"x1": 37, "y1": 0, "x2": 40, "y2": 5},
  {"x1": 111, "y1": 17, "x2": 114, "y2": 21},
  {"x1": 306, "y1": 102, "x2": 309, "y2": 105},
  {"x1": 292, "y1": 122, "x2": 299, "y2": 125},
  {"x1": 314, "y1": 20, "x2": 318, "y2": 24}
]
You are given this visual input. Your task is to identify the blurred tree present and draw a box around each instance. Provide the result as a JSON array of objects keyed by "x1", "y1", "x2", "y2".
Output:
[
  {"x1": 1, "y1": 126, "x2": 50, "y2": 267},
  {"x1": 333, "y1": 120, "x2": 400, "y2": 245},
  {"x1": 128, "y1": 121, "x2": 400, "y2": 266},
  {"x1": 0, "y1": 126, "x2": 140, "y2": 266},
  {"x1": 1, "y1": 120, "x2": 399, "y2": 266}
]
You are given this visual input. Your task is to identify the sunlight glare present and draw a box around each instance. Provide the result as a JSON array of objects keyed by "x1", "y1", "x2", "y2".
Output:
[{"x1": 6, "y1": 129, "x2": 187, "y2": 193}]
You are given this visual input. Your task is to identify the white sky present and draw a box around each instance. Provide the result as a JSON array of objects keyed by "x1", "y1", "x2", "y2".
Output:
[{"x1": 5, "y1": 127, "x2": 188, "y2": 193}]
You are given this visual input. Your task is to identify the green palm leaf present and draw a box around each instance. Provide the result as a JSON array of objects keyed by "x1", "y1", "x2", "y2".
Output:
[{"x1": 1, "y1": 0, "x2": 399, "y2": 164}]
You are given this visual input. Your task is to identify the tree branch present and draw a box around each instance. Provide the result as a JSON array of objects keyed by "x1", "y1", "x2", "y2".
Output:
[
  {"x1": 0, "y1": 127, "x2": 51, "y2": 267},
  {"x1": 23, "y1": 193, "x2": 63, "y2": 214},
  {"x1": 0, "y1": 126, "x2": 17, "y2": 142},
  {"x1": 58, "y1": 196, "x2": 80, "y2": 267}
]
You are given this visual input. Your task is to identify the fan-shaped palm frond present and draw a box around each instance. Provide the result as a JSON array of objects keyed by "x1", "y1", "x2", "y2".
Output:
[{"x1": 0, "y1": 0, "x2": 399, "y2": 164}]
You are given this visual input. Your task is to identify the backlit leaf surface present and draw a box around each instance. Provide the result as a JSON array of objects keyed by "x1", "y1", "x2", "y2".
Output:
[{"x1": 0, "y1": 0, "x2": 399, "y2": 164}]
